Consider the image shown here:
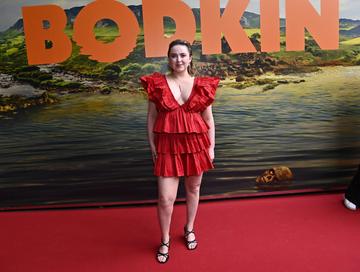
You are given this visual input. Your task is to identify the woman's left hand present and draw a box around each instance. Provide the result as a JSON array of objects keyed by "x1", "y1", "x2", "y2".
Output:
[{"x1": 208, "y1": 148, "x2": 215, "y2": 162}]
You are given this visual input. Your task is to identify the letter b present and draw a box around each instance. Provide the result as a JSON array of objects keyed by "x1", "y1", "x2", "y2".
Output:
[{"x1": 22, "y1": 5, "x2": 72, "y2": 65}]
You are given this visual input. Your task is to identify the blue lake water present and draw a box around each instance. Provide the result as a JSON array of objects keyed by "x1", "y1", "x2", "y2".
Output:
[{"x1": 0, "y1": 66, "x2": 359, "y2": 208}]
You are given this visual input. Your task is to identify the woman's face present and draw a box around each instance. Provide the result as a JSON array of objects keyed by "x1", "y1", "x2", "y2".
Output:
[{"x1": 168, "y1": 44, "x2": 192, "y2": 74}]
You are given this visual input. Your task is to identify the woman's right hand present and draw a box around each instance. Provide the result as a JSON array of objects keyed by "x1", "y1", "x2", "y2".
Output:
[{"x1": 151, "y1": 147, "x2": 157, "y2": 164}]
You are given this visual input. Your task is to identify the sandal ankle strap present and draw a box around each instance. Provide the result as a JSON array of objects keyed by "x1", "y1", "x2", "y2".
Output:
[
  {"x1": 160, "y1": 240, "x2": 170, "y2": 248},
  {"x1": 184, "y1": 226, "x2": 195, "y2": 237}
]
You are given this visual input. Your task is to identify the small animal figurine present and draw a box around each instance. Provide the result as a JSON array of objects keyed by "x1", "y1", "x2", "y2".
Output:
[{"x1": 256, "y1": 166, "x2": 294, "y2": 183}]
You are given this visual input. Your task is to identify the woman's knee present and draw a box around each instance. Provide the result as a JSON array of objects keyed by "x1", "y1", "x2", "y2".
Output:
[
  {"x1": 186, "y1": 182, "x2": 201, "y2": 194},
  {"x1": 158, "y1": 195, "x2": 176, "y2": 208}
]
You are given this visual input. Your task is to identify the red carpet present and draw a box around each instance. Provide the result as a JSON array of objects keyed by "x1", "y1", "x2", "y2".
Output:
[{"x1": 0, "y1": 193, "x2": 359, "y2": 272}]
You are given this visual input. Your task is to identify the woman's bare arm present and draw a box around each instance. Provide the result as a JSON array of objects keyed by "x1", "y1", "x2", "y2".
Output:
[
  {"x1": 201, "y1": 105, "x2": 215, "y2": 161},
  {"x1": 147, "y1": 101, "x2": 158, "y2": 163}
]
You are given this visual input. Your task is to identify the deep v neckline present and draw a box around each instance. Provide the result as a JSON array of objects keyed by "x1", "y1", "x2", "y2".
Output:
[{"x1": 164, "y1": 75, "x2": 197, "y2": 107}]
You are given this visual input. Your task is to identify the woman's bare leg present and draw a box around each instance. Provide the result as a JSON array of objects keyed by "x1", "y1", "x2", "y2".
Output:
[
  {"x1": 157, "y1": 176, "x2": 179, "y2": 262},
  {"x1": 184, "y1": 173, "x2": 203, "y2": 249}
]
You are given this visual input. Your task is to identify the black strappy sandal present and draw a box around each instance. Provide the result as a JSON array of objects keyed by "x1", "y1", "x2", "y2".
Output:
[
  {"x1": 156, "y1": 240, "x2": 170, "y2": 264},
  {"x1": 184, "y1": 226, "x2": 198, "y2": 250}
]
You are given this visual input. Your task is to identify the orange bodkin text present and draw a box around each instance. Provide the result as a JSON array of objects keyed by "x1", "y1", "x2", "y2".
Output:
[{"x1": 22, "y1": 0, "x2": 339, "y2": 65}]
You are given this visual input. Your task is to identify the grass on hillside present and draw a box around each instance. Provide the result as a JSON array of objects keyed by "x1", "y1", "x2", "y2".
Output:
[{"x1": 341, "y1": 37, "x2": 360, "y2": 45}]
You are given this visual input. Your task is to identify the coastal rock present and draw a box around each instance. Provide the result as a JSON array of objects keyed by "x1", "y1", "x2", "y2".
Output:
[
  {"x1": 265, "y1": 57, "x2": 278, "y2": 66},
  {"x1": 0, "y1": 104, "x2": 16, "y2": 112},
  {"x1": 0, "y1": 90, "x2": 58, "y2": 113},
  {"x1": 100, "y1": 87, "x2": 112, "y2": 95},
  {"x1": 294, "y1": 79, "x2": 306, "y2": 83},
  {"x1": 235, "y1": 75, "x2": 247, "y2": 82},
  {"x1": 0, "y1": 82, "x2": 11, "y2": 88},
  {"x1": 242, "y1": 68, "x2": 257, "y2": 77},
  {"x1": 0, "y1": 73, "x2": 13, "y2": 89}
]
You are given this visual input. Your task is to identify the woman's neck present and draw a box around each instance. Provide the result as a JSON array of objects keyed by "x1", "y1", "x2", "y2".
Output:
[{"x1": 170, "y1": 70, "x2": 191, "y2": 80}]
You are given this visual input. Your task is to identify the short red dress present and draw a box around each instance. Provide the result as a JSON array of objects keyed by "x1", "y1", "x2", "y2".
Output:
[{"x1": 140, "y1": 72, "x2": 220, "y2": 177}]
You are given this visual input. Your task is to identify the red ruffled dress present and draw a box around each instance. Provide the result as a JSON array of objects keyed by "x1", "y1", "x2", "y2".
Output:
[{"x1": 140, "y1": 72, "x2": 220, "y2": 177}]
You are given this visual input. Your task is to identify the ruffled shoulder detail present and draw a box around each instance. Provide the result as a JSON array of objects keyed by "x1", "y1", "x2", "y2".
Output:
[
  {"x1": 139, "y1": 72, "x2": 163, "y2": 102},
  {"x1": 187, "y1": 76, "x2": 220, "y2": 111},
  {"x1": 139, "y1": 73, "x2": 178, "y2": 110}
]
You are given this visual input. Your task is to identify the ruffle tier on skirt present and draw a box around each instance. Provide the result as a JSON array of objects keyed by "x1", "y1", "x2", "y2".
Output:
[{"x1": 154, "y1": 132, "x2": 214, "y2": 177}]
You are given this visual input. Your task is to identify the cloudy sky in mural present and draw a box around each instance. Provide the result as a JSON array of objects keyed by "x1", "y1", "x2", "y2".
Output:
[{"x1": 0, "y1": 0, "x2": 358, "y2": 32}]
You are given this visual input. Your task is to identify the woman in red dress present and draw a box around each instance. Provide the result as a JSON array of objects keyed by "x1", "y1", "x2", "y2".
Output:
[{"x1": 140, "y1": 39, "x2": 220, "y2": 264}]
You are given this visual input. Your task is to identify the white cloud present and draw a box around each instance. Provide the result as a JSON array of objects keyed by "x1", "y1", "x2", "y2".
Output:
[{"x1": 339, "y1": 0, "x2": 360, "y2": 20}]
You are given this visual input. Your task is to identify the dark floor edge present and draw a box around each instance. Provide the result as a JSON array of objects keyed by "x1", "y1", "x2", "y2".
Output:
[{"x1": 0, "y1": 186, "x2": 347, "y2": 213}]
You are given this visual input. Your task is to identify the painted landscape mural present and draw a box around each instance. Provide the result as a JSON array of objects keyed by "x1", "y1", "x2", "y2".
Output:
[{"x1": 0, "y1": 2, "x2": 359, "y2": 209}]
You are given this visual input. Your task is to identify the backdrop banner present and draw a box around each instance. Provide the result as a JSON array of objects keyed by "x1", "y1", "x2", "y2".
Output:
[{"x1": 0, "y1": 0, "x2": 359, "y2": 210}]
